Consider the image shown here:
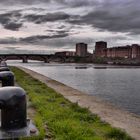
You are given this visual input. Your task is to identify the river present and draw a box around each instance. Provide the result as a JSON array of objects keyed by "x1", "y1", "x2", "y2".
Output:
[{"x1": 8, "y1": 60, "x2": 140, "y2": 115}]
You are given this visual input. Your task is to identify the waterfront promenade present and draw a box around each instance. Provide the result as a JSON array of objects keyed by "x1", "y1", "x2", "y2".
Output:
[{"x1": 18, "y1": 66, "x2": 140, "y2": 140}]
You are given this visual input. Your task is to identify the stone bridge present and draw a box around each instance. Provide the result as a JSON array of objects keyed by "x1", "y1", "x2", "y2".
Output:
[{"x1": 0, "y1": 54, "x2": 66, "y2": 63}]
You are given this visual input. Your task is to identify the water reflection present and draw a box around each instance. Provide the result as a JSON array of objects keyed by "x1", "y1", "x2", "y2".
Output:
[{"x1": 75, "y1": 67, "x2": 88, "y2": 69}]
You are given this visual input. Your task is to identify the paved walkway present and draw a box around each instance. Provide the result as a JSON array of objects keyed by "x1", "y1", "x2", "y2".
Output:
[{"x1": 19, "y1": 66, "x2": 140, "y2": 140}]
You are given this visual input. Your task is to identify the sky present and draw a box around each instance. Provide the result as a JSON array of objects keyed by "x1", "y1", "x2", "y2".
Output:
[{"x1": 0, "y1": 0, "x2": 140, "y2": 54}]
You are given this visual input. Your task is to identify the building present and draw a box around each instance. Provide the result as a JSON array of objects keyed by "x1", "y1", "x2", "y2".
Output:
[
  {"x1": 94, "y1": 41, "x2": 140, "y2": 59},
  {"x1": 131, "y1": 44, "x2": 140, "y2": 58},
  {"x1": 94, "y1": 41, "x2": 107, "y2": 57},
  {"x1": 55, "y1": 51, "x2": 75, "y2": 57},
  {"x1": 76, "y1": 43, "x2": 87, "y2": 57}
]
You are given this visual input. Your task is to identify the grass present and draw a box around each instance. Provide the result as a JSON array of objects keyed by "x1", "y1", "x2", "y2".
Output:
[{"x1": 11, "y1": 67, "x2": 133, "y2": 140}]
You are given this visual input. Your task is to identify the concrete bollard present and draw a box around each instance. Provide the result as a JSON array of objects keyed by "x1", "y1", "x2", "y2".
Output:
[
  {"x1": 0, "y1": 71, "x2": 14, "y2": 87},
  {"x1": 0, "y1": 87, "x2": 27, "y2": 129}
]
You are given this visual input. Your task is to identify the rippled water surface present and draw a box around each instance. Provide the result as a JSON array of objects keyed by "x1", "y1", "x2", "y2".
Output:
[{"x1": 8, "y1": 61, "x2": 140, "y2": 115}]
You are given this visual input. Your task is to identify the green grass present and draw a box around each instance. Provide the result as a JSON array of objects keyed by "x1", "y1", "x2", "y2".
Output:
[{"x1": 11, "y1": 67, "x2": 133, "y2": 140}]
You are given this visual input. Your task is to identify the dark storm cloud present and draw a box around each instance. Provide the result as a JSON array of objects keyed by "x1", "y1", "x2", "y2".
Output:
[
  {"x1": 0, "y1": 32, "x2": 69, "y2": 45},
  {"x1": 0, "y1": 38, "x2": 18, "y2": 44},
  {"x1": 4, "y1": 22, "x2": 23, "y2": 31},
  {"x1": 5, "y1": 46, "x2": 20, "y2": 50},
  {"x1": 0, "y1": 10, "x2": 71, "y2": 30},
  {"x1": 67, "y1": 0, "x2": 140, "y2": 35},
  {"x1": 82, "y1": 10, "x2": 140, "y2": 34},
  {"x1": 0, "y1": 0, "x2": 50, "y2": 5},
  {"x1": 57, "y1": 25, "x2": 67, "y2": 29},
  {"x1": 1, "y1": 0, "x2": 140, "y2": 36},
  {"x1": 20, "y1": 33, "x2": 69, "y2": 43},
  {"x1": 56, "y1": 0, "x2": 99, "y2": 7},
  {"x1": 0, "y1": 11, "x2": 23, "y2": 31},
  {"x1": 46, "y1": 29, "x2": 69, "y2": 34},
  {"x1": 24, "y1": 12, "x2": 71, "y2": 24},
  {"x1": 0, "y1": 0, "x2": 97, "y2": 6},
  {"x1": 0, "y1": 12, "x2": 21, "y2": 24}
]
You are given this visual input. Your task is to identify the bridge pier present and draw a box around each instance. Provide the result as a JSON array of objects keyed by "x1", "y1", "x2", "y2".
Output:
[
  {"x1": 0, "y1": 54, "x2": 67, "y2": 63},
  {"x1": 22, "y1": 56, "x2": 28, "y2": 63},
  {"x1": 44, "y1": 59, "x2": 49, "y2": 63}
]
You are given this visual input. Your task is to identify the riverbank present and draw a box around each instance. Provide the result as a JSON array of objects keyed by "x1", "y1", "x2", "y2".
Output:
[{"x1": 12, "y1": 66, "x2": 140, "y2": 139}]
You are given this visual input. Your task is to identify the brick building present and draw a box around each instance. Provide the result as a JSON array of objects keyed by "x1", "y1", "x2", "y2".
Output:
[
  {"x1": 55, "y1": 51, "x2": 75, "y2": 57},
  {"x1": 94, "y1": 41, "x2": 140, "y2": 59},
  {"x1": 76, "y1": 43, "x2": 87, "y2": 57},
  {"x1": 94, "y1": 41, "x2": 107, "y2": 57}
]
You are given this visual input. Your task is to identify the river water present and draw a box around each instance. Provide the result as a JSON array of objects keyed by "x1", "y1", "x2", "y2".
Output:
[{"x1": 8, "y1": 61, "x2": 140, "y2": 115}]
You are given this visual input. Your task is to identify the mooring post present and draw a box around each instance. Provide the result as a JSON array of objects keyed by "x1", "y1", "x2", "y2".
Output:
[
  {"x1": 0, "y1": 67, "x2": 10, "y2": 72},
  {"x1": 0, "y1": 61, "x2": 7, "y2": 67},
  {"x1": 0, "y1": 87, "x2": 27, "y2": 129},
  {"x1": 0, "y1": 71, "x2": 14, "y2": 86}
]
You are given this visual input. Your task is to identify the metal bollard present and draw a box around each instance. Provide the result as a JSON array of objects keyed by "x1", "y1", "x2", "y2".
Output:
[
  {"x1": 0, "y1": 87, "x2": 27, "y2": 129},
  {"x1": 0, "y1": 61, "x2": 7, "y2": 67},
  {"x1": 0, "y1": 67, "x2": 10, "y2": 72},
  {"x1": 0, "y1": 71, "x2": 14, "y2": 86}
]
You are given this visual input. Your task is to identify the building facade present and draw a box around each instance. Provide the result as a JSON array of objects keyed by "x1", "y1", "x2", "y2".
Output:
[
  {"x1": 94, "y1": 41, "x2": 140, "y2": 59},
  {"x1": 55, "y1": 51, "x2": 75, "y2": 57},
  {"x1": 76, "y1": 43, "x2": 87, "y2": 57},
  {"x1": 94, "y1": 41, "x2": 107, "y2": 57}
]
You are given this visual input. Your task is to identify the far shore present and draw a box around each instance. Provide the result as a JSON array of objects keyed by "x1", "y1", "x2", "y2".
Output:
[{"x1": 18, "y1": 66, "x2": 140, "y2": 140}]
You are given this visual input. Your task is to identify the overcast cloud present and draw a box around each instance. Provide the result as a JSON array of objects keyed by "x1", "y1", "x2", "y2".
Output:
[{"x1": 0, "y1": 0, "x2": 140, "y2": 53}]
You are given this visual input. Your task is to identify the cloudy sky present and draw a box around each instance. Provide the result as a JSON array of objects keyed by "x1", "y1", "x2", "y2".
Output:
[{"x1": 0, "y1": 0, "x2": 140, "y2": 53}]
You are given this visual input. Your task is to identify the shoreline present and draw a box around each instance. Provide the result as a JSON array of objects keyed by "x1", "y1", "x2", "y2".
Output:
[{"x1": 18, "y1": 66, "x2": 140, "y2": 140}]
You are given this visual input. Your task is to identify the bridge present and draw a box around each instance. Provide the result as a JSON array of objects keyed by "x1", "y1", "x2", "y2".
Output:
[{"x1": 0, "y1": 54, "x2": 66, "y2": 63}]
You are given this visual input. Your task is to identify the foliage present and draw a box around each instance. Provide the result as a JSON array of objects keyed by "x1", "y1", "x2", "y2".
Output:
[{"x1": 93, "y1": 57, "x2": 107, "y2": 64}]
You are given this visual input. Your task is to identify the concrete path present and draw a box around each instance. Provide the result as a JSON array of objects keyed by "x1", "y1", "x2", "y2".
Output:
[{"x1": 18, "y1": 66, "x2": 140, "y2": 140}]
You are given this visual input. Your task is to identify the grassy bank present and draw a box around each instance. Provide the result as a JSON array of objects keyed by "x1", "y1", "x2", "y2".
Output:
[{"x1": 11, "y1": 67, "x2": 133, "y2": 140}]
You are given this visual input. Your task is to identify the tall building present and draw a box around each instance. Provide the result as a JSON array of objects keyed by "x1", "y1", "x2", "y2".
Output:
[
  {"x1": 94, "y1": 41, "x2": 107, "y2": 57},
  {"x1": 94, "y1": 41, "x2": 140, "y2": 59},
  {"x1": 76, "y1": 43, "x2": 87, "y2": 57},
  {"x1": 131, "y1": 44, "x2": 140, "y2": 58}
]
